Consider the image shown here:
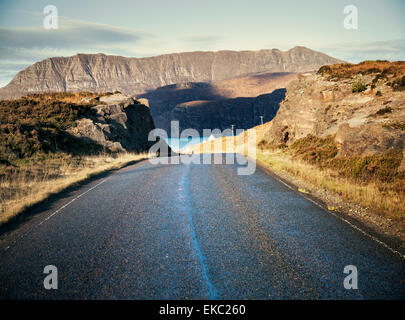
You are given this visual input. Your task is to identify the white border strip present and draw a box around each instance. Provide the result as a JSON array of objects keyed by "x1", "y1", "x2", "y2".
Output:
[
  {"x1": 3, "y1": 178, "x2": 109, "y2": 252},
  {"x1": 38, "y1": 178, "x2": 109, "y2": 225},
  {"x1": 270, "y1": 171, "x2": 405, "y2": 260}
]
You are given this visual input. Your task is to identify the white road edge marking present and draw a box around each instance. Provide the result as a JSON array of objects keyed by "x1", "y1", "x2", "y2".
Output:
[
  {"x1": 38, "y1": 178, "x2": 109, "y2": 225},
  {"x1": 2, "y1": 178, "x2": 109, "y2": 252},
  {"x1": 271, "y1": 173, "x2": 405, "y2": 260}
]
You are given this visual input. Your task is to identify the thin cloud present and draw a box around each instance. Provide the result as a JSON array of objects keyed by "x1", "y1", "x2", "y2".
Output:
[
  {"x1": 0, "y1": 17, "x2": 157, "y2": 86},
  {"x1": 317, "y1": 39, "x2": 405, "y2": 62},
  {"x1": 0, "y1": 17, "x2": 152, "y2": 51}
]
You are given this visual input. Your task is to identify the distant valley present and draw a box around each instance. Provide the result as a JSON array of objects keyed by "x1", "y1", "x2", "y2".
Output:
[{"x1": 140, "y1": 72, "x2": 295, "y2": 134}]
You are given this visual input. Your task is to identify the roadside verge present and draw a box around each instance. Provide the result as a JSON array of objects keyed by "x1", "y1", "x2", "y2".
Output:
[
  {"x1": 0, "y1": 153, "x2": 149, "y2": 235},
  {"x1": 253, "y1": 153, "x2": 405, "y2": 258}
]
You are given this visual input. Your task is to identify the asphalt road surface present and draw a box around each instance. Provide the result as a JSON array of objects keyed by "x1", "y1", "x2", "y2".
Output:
[{"x1": 0, "y1": 155, "x2": 404, "y2": 299}]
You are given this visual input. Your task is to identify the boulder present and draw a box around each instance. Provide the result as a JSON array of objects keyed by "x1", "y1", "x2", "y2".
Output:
[{"x1": 68, "y1": 93, "x2": 156, "y2": 152}]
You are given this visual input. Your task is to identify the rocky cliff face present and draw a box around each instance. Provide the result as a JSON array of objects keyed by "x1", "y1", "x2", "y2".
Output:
[
  {"x1": 0, "y1": 47, "x2": 342, "y2": 100},
  {"x1": 68, "y1": 93, "x2": 156, "y2": 152},
  {"x1": 262, "y1": 61, "x2": 405, "y2": 166}
]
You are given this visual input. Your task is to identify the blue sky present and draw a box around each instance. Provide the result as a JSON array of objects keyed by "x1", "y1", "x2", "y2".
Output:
[{"x1": 0, "y1": 0, "x2": 404, "y2": 87}]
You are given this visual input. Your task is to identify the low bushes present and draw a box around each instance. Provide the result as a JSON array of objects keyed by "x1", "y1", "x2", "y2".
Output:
[
  {"x1": 351, "y1": 76, "x2": 367, "y2": 93},
  {"x1": 285, "y1": 135, "x2": 403, "y2": 184},
  {"x1": 0, "y1": 94, "x2": 103, "y2": 163}
]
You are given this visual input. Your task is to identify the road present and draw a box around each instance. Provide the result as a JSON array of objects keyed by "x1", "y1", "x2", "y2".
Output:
[{"x1": 0, "y1": 154, "x2": 404, "y2": 299}]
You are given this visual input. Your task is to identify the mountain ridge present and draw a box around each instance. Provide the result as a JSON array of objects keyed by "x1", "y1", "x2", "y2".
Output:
[{"x1": 0, "y1": 46, "x2": 343, "y2": 100}]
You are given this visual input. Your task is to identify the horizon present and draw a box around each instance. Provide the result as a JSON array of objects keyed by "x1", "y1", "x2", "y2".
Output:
[
  {"x1": 0, "y1": 0, "x2": 404, "y2": 87},
  {"x1": 12, "y1": 45, "x2": 339, "y2": 60}
]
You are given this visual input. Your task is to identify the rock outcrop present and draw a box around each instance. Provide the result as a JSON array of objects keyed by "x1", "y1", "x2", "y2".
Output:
[
  {"x1": 262, "y1": 61, "x2": 405, "y2": 162},
  {"x1": 68, "y1": 93, "x2": 156, "y2": 152},
  {"x1": 0, "y1": 47, "x2": 342, "y2": 100}
]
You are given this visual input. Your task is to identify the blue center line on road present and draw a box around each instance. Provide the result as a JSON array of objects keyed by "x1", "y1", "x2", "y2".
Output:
[{"x1": 182, "y1": 164, "x2": 218, "y2": 300}]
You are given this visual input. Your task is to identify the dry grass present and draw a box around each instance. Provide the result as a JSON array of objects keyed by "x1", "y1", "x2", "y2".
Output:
[
  {"x1": 256, "y1": 149, "x2": 405, "y2": 222},
  {"x1": 188, "y1": 122, "x2": 270, "y2": 154},
  {"x1": 0, "y1": 152, "x2": 149, "y2": 226},
  {"x1": 23, "y1": 91, "x2": 121, "y2": 104},
  {"x1": 317, "y1": 60, "x2": 405, "y2": 91},
  {"x1": 317, "y1": 61, "x2": 405, "y2": 79}
]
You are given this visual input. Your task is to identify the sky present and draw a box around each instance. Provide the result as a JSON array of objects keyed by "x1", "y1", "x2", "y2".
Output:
[{"x1": 0, "y1": 0, "x2": 404, "y2": 87}]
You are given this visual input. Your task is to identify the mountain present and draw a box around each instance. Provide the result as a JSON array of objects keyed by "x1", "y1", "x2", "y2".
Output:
[{"x1": 0, "y1": 47, "x2": 342, "y2": 100}]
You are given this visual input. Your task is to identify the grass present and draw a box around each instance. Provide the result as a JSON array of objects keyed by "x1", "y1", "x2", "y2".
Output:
[
  {"x1": 0, "y1": 152, "x2": 149, "y2": 226},
  {"x1": 0, "y1": 93, "x2": 99, "y2": 163},
  {"x1": 256, "y1": 149, "x2": 404, "y2": 221},
  {"x1": 317, "y1": 61, "x2": 405, "y2": 80},
  {"x1": 0, "y1": 92, "x2": 155, "y2": 227},
  {"x1": 287, "y1": 135, "x2": 403, "y2": 183},
  {"x1": 351, "y1": 76, "x2": 367, "y2": 93},
  {"x1": 256, "y1": 135, "x2": 405, "y2": 223},
  {"x1": 289, "y1": 135, "x2": 338, "y2": 166}
]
